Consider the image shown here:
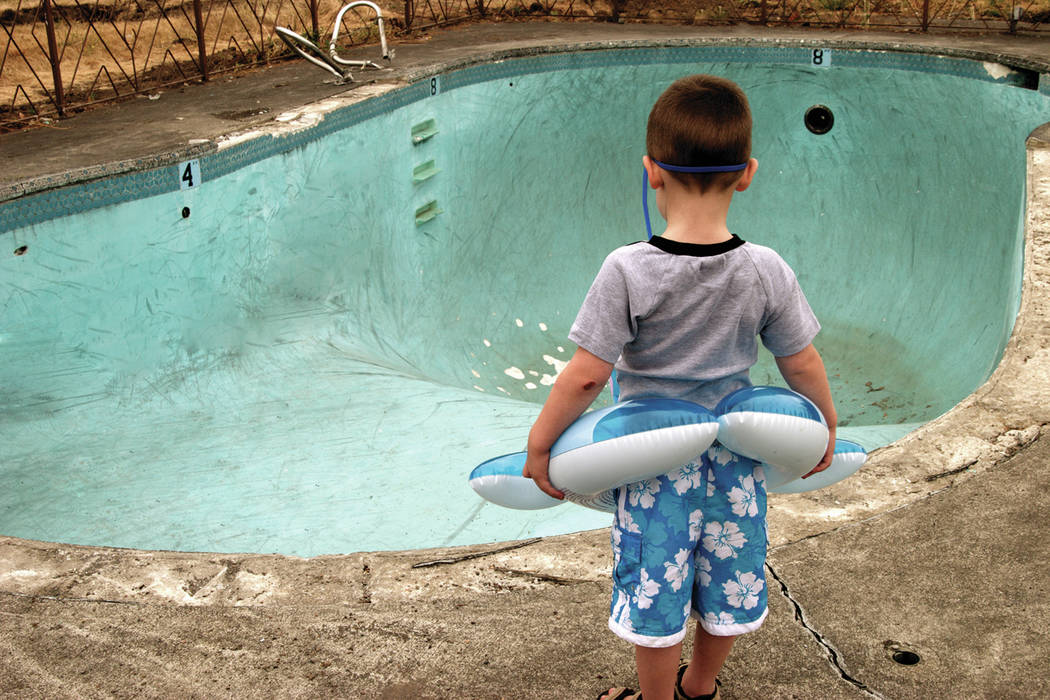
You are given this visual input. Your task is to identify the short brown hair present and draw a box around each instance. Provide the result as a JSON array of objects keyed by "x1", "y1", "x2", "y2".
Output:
[{"x1": 646, "y1": 74, "x2": 752, "y2": 193}]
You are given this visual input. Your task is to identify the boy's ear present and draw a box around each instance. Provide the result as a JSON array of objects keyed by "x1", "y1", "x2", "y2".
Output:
[
  {"x1": 642, "y1": 155, "x2": 664, "y2": 189},
  {"x1": 735, "y1": 158, "x2": 759, "y2": 192}
]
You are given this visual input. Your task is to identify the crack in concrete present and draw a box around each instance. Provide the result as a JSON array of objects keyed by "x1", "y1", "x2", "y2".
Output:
[
  {"x1": 360, "y1": 562, "x2": 372, "y2": 604},
  {"x1": 0, "y1": 589, "x2": 146, "y2": 606},
  {"x1": 770, "y1": 484, "x2": 950, "y2": 555},
  {"x1": 491, "y1": 566, "x2": 593, "y2": 586},
  {"x1": 765, "y1": 562, "x2": 884, "y2": 699},
  {"x1": 923, "y1": 459, "x2": 978, "y2": 482},
  {"x1": 411, "y1": 537, "x2": 543, "y2": 568}
]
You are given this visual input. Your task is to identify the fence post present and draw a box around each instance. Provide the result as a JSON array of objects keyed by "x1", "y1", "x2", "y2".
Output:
[
  {"x1": 921, "y1": 0, "x2": 929, "y2": 30},
  {"x1": 193, "y1": 0, "x2": 209, "y2": 80},
  {"x1": 310, "y1": 0, "x2": 320, "y2": 38},
  {"x1": 760, "y1": 0, "x2": 768, "y2": 24},
  {"x1": 42, "y1": 0, "x2": 65, "y2": 116}
]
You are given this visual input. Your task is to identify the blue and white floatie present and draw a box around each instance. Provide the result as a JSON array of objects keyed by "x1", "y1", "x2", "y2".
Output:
[
  {"x1": 468, "y1": 386, "x2": 868, "y2": 512},
  {"x1": 470, "y1": 399, "x2": 719, "y2": 513}
]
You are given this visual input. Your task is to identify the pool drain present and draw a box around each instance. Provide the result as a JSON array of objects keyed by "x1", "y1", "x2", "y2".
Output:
[
  {"x1": 182, "y1": 207, "x2": 191, "y2": 219},
  {"x1": 885, "y1": 640, "x2": 921, "y2": 666},
  {"x1": 805, "y1": 105, "x2": 835, "y2": 134},
  {"x1": 892, "y1": 650, "x2": 921, "y2": 666}
]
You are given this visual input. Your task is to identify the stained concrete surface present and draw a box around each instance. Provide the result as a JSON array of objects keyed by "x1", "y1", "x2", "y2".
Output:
[
  {"x1": 3, "y1": 20, "x2": 1050, "y2": 699},
  {"x1": 1, "y1": 431, "x2": 1048, "y2": 698}
]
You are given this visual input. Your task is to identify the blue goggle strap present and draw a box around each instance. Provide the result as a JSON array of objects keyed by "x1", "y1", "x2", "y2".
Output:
[{"x1": 653, "y1": 159, "x2": 748, "y2": 174}]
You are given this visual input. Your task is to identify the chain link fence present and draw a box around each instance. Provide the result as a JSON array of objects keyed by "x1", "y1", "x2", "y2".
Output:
[{"x1": 2, "y1": 0, "x2": 1048, "y2": 129}]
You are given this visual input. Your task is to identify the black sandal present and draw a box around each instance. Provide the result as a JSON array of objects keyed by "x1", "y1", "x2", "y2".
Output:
[{"x1": 675, "y1": 663, "x2": 720, "y2": 700}]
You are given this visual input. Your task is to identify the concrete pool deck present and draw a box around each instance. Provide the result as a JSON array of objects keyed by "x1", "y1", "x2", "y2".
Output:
[{"x1": 2, "y1": 20, "x2": 1050, "y2": 698}]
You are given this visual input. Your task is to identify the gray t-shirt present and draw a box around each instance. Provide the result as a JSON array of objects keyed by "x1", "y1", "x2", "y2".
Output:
[{"x1": 568, "y1": 235, "x2": 820, "y2": 409}]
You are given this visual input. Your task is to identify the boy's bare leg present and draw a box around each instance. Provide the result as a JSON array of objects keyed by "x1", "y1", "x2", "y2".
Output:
[
  {"x1": 679, "y1": 626, "x2": 736, "y2": 697},
  {"x1": 636, "y1": 642, "x2": 684, "y2": 700},
  {"x1": 598, "y1": 642, "x2": 682, "y2": 700}
]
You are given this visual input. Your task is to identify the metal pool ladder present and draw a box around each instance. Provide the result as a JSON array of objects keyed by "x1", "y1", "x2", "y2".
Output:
[{"x1": 276, "y1": 1, "x2": 391, "y2": 83}]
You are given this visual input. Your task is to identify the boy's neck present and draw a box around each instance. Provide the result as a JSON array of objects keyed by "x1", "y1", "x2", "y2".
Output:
[{"x1": 657, "y1": 186, "x2": 736, "y2": 245}]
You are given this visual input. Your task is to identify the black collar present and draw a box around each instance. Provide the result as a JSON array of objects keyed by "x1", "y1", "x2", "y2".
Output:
[{"x1": 647, "y1": 235, "x2": 745, "y2": 257}]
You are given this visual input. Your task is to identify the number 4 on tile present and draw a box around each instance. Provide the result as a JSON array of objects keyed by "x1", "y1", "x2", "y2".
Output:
[{"x1": 179, "y1": 160, "x2": 202, "y2": 190}]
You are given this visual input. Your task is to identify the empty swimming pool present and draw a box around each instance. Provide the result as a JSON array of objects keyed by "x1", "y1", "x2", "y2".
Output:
[{"x1": 2, "y1": 45, "x2": 1048, "y2": 555}]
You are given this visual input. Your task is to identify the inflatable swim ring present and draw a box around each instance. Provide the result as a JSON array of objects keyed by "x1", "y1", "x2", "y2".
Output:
[
  {"x1": 469, "y1": 399, "x2": 719, "y2": 513},
  {"x1": 468, "y1": 386, "x2": 867, "y2": 512}
]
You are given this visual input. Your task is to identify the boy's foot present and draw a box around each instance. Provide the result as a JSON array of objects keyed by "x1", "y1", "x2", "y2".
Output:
[
  {"x1": 675, "y1": 663, "x2": 720, "y2": 700},
  {"x1": 597, "y1": 688, "x2": 641, "y2": 700}
]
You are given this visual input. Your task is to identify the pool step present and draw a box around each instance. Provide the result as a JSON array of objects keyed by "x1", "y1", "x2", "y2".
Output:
[
  {"x1": 411, "y1": 118, "x2": 438, "y2": 144},
  {"x1": 415, "y1": 200, "x2": 442, "y2": 225},
  {"x1": 412, "y1": 160, "x2": 440, "y2": 183}
]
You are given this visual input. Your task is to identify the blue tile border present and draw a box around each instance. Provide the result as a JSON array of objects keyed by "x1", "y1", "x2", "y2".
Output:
[{"x1": 2, "y1": 43, "x2": 1046, "y2": 235}]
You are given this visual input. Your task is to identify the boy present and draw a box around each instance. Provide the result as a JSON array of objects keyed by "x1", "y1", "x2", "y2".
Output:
[{"x1": 523, "y1": 74, "x2": 836, "y2": 700}]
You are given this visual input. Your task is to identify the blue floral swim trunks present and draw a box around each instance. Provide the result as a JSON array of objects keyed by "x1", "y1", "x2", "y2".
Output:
[{"x1": 608, "y1": 444, "x2": 769, "y2": 647}]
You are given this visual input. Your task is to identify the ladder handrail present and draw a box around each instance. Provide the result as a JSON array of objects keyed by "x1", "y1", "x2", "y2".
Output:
[{"x1": 330, "y1": 1, "x2": 390, "y2": 67}]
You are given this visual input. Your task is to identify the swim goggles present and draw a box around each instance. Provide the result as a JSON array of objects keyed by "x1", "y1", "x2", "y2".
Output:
[{"x1": 642, "y1": 159, "x2": 748, "y2": 239}]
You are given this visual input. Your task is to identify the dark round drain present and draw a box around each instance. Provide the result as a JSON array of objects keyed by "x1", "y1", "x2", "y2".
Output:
[
  {"x1": 181, "y1": 207, "x2": 191, "y2": 219},
  {"x1": 892, "y1": 650, "x2": 921, "y2": 666},
  {"x1": 805, "y1": 104, "x2": 835, "y2": 134}
]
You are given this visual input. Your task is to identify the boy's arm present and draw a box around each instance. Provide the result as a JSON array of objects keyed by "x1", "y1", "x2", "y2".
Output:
[
  {"x1": 523, "y1": 347, "x2": 614, "y2": 499},
  {"x1": 774, "y1": 343, "x2": 837, "y2": 478}
]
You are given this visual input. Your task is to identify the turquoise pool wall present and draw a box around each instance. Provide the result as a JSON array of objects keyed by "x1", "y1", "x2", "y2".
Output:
[
  {"x1": 428, "y1": 54, "x2": 1044, "y2": 434},
  {"x1": 1, "y1": 47, "x2": 1047, "y2": 555}
]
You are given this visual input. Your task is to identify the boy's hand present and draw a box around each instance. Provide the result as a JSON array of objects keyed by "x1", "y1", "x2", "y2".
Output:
[
  {"x1": 523, "y1": 449, "x2": 564, "y2": 500},
  {"x1": 801, "y1": 426, "x2": 835, "y2": 479}
]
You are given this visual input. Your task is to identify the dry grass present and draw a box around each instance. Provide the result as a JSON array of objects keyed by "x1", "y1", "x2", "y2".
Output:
[{"x1": 0, "y1": 0, "x2": 399, "y2": 124}]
